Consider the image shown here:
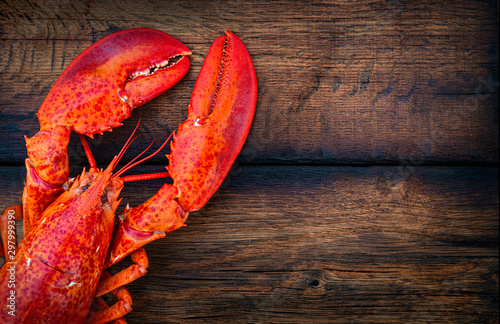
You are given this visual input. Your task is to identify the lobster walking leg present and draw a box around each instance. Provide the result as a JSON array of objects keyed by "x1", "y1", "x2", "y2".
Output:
[
  {"x1": 88, "y1": 271, "x2": 133, "y2": 324},
  {"x1": 95, "y1": 248, "x2": 149, "y2": 298}
]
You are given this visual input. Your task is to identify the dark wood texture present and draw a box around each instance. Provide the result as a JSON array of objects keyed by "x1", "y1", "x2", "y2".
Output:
[
  {"x1": 0, "y1": 0, "x2": 498, "y2": 165},
  {"x1": 0, "y1": 0, "x2": 498, "y2": 323},
  {"x1": 0, "y1": 165, "x2": 498, "y2": 323}
]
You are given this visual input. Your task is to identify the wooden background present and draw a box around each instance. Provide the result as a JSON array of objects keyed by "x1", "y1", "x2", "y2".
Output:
[{"x1": 0, "y1": 0, "x2": 498, "y2": 323}]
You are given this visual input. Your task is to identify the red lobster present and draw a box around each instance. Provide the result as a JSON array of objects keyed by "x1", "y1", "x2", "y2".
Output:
[{"x1": 0, "y1": 28, "x2": 257, "y2": 323}]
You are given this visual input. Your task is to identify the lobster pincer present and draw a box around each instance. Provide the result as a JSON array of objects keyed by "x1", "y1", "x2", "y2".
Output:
[
  {"x1": 99, "y1": 29, "x2": 258, "y2": 299},
  {"x1": 22, "y1": 28, "x2": 192, "y2": 234}
]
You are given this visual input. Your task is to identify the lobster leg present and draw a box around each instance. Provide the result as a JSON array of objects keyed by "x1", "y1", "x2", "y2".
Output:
[
  {"x1": 87, "y1": 271, "x2": 133, "y2": 324},
  {"x1": 104, "y1": 30, "x2": 257, "y2": 267},
  {"x1": 95, "y1": 248, "x2": 149, "y2": 298}
]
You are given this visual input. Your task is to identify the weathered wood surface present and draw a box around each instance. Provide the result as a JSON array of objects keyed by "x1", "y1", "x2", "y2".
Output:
[
  {"x1": 0, "y1": 0, "x2": 498, "y2": 165},
  {"x1": 0, "y1": 165, "x2": 498, "y2": 323},
  {"x1": 0, "y1": 0, "x2": 498, "y2": 323}
]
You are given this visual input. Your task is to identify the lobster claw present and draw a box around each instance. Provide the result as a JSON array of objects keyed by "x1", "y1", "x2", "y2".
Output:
[
  {"x1": 169, "y1": 30, "x2": 257, "y2": 211},
  {"x1": 38, "y1": 28, "x2": 191, "y2": 136},
  {"x1": 105, "y1": 30, "x2": 257, "y2": 267},
  {"x1": 22, "y1": 28, "x2": 191, "y2": 233}
]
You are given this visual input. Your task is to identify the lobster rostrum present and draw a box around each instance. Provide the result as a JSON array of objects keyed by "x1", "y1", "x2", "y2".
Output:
[{"x1": 0, "y1": 28, "x2": 257, "y2": 323}]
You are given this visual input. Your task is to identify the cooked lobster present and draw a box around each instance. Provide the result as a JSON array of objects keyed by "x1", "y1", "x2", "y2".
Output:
[{"x1": 0, "y1": 28, "x2": 257, "y2": 323}]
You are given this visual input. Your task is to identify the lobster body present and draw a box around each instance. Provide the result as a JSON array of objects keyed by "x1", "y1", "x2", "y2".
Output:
[
  {"x1": 0, "y1": 29, "x2": 257, "y2": 323},
  {"x1": 0, "y1": 167, "x2": 122, "y2": 323}
]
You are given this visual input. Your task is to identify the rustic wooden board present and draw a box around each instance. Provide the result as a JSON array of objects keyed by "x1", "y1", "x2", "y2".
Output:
[
  {"x1": 0, "y1": 165, "x2": 498, "y2": 323},
  {"x1": 0, "y1": 0, "x2": 498, "y2": 323},
  {"x1": 0, "y1": 0, "x2": 498, "y2": 165}
]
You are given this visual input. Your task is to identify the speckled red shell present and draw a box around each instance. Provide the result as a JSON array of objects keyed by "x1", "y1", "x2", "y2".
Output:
[{"x1": 37, "y1": 28, "x2": 191, "y2": 137}]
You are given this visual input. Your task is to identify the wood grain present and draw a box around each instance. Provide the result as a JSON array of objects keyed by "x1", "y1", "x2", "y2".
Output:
[
  {"x1": 0, "y1": 0, "x2": 498, "y2": 165},
  {"x1": 0, "y1": 0, "x2": 498, "y2": 323},
  {"x1": 0, "y1": 165, "x2": 498, "y2": 323}
]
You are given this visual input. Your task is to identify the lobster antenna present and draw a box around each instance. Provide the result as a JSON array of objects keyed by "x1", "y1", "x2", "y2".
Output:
[
  {"x1": 120, "y1": 171, "x2": 170, "y2": 183},
  {"x1": 114, "y1": 118, "x2": 142, "y2": 168},
  {"x1": 113, "y1": 134, "x2": 142, "y2": 169},
  {"x1": 113, "y1": 132, "x2": 174, "y2": 179},
  {"x1": 114, "y1": 138, "x2": 160, "y2": 176}
]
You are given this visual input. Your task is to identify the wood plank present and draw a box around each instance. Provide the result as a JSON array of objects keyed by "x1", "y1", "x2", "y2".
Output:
[
  {"x1": 0, "y1": 0, "x2": 498, "y2": 165},
  {"x1": 0, "y1": 165, "x2": 498, "y2": 323},
  {"x1": 1, "y1": 2, "x2": 497, "y2": 323}
]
